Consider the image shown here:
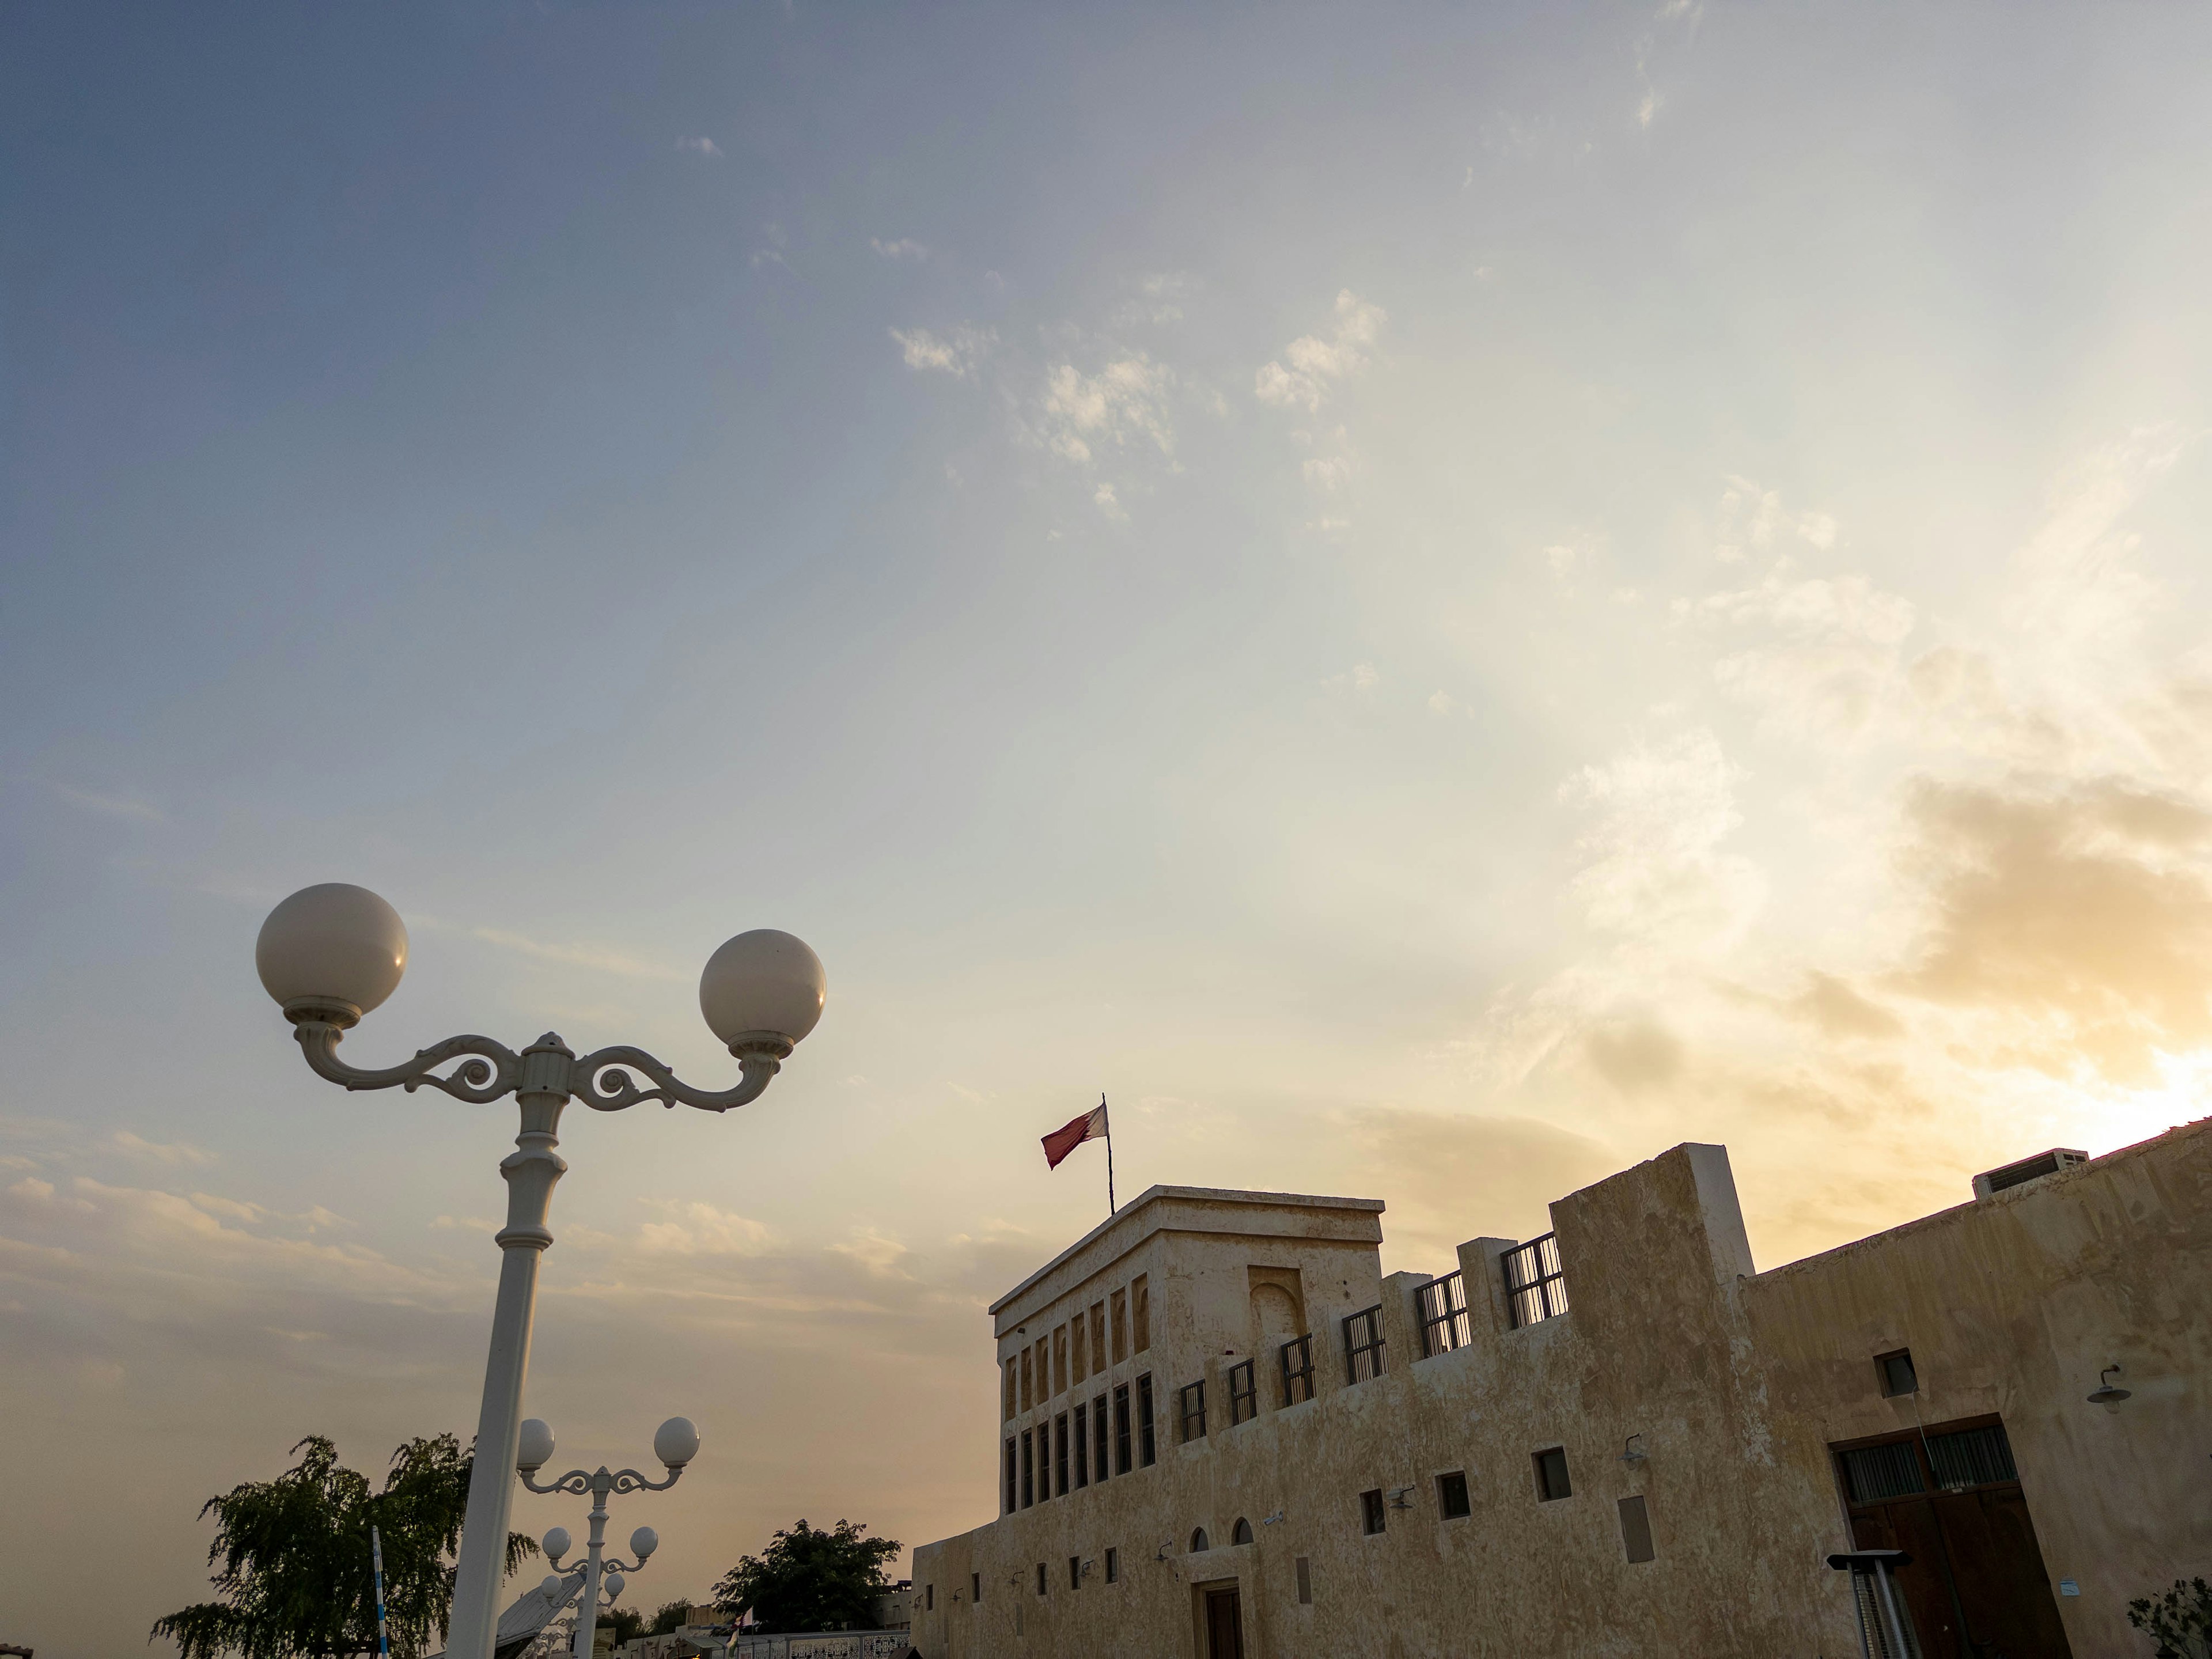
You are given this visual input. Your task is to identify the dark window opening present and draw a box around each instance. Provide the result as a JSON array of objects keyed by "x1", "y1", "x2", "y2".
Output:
[
  {"x1": 1138, "y1": 1373, "x2": 1156, "y2": 1466},
  {"x1": 1877, "y1": 1349, "x2": 1918, "y2": 1398},
  {"x1": 1073, "y1": 1403, "x2": 1089, "y2": 1487},
  {"x1": 1231, "y1": 1517, "x2": 1253, "y2": 1545},
  {"x1": 1535, "y1": 1446, "x2": 1573, "y2": 1502},
  {"x1": 1054, "y1": 1413, "x2": 1070, "y2": 1497},
  {"x1": 1840, "y1": 1440, "x2": 1925, "y2": 1504},
  {"x1": 1020, "y1": 1429, "x2": 1034, "y2": 1509},
  {"x1": 1927, "y1": 1423, "x2": 2018, "y2": 1491},
  {"x1": 1359, "y1": 1488, "x2": 1385, "y2": 1536},
  {"x1": 1294, "y1": 1556, "x2": 1312, "y2": 1605},
  {"x1": 1343, "y1": 1306, "x2": 1386, "y2": 1384},
  {"x1": 1437, "y1": 1470, "x2": 1471, "y2": 1519},
  {"x1": 1179, "y1": 1380, "x2": 1207, "y2": 1443},
  {"x1": 970, "y1": 1573, "x2": 980, "y2": 1604},
  {"x1": 1279, "y1": 1334, "x2": 1315, "y2": 1405},
  {"x1": 925, "y1": 1585, "x2": 933, "y2": 1612},
  {"x1": 1503, "y1": 1233, "x2": 1569, "y2": 1328},
  {"x1": 1227, "y1": 1359, "x2": 1257, "y2": 1425},
  {"x1": 1113, "y1": 1383, "x2": 1132, "y2": 1474},
  {"x1": 1104, "y1": 1547, "x2": 1118, "y2": 1585},
  {"x1": 1416, "y1": 1272, "x2": 1473, "y2": 1355},
  {"x1": 1003, "y1": 1439, "x2": 1017, "y2": 1515},
  {"x1": 1093, "y1": 1392, "x2": 1109, "y2": 1479},
  {"x1": 1190, "y1": 1527, "x2": 1209, "y2": 1552},
  {"x1": 1618, "y1": 1494, "x2": 1654, "y2": 1563},
  {"x1": 1068, "y1": 1555, "x2": 1081, "y2": 1590},
  {"x1": 1035, "y1": 1562, "x2": 1046, "y2": 1596}
]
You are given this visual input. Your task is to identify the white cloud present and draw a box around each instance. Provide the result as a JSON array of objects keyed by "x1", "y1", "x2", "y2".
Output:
[
  {"x1": 890, "y1": 325, "x2": 997, "y2": 380},
  {"x1": 1255, "y1": 290, "x2": 1387, "y2": 412},
  {"x1": 1093, "y1": 483, "x2": 1127, "y2": 521},
  {"x1": 48, "y1": 782, "x2": 164, "y2": 821},
  {"x1": 1323, "y1": 663, "x2": 1380, "y2": 695},
  {"x1": 870, "y1": 237, "x2": 928, "y2": 261},
  {"x1": 674, "y1": 136, "x2": 722, "y2": 158},
  {"x1": 1036, "y1": 354, "x2": 1175, "y2": 464},
  {"x1": 107, "y1": 1129, "x2": 216, "y2": 1168}
]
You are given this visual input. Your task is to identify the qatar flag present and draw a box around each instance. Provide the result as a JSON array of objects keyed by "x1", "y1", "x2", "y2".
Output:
[{"x1": 1041, "y1": 1099, "x2": 1109, "y2": 1169}]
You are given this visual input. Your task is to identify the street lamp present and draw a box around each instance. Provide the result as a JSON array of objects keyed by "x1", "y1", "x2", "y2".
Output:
[
  {"x1": 255, "y1": 884, "x2": 823, "y2": 1659},
  {"x1": 524, "y1": 1418, "x2": 694, "y2": 1659}
]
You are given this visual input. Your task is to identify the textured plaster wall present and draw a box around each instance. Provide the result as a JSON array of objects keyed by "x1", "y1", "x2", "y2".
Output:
[{"x1": 911, "y1": 1123, "x2": 2211, "y2": 1659}]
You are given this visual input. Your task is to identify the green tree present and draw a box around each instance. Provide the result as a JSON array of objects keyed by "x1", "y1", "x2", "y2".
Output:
[
  {"x1": 600, "y1": 1605, "x2": 646, "y2": 1647},
  {"x1": 646, "y1": 1602, "x2": 692, "y2": 1637},
  {"x1": 711, "y1": 1520, "x2": 900, "y2": 1634},
  {"x1": 151, "y1": 1434, "x2": 539, "y2": 1659}
]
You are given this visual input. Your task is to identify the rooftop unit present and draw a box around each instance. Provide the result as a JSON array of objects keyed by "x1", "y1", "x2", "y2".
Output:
[{"x1": 1972, "y1": 1147, "x2": 2088, "y2": 1202}]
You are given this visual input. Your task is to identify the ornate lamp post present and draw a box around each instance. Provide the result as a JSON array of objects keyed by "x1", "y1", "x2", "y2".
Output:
[
  {"x1": 522, "y1": 1417, "x2": 692, "y2": 1659},
  {"x1": 253, "y1": 884, "x2": 824, "y2": 1659}
]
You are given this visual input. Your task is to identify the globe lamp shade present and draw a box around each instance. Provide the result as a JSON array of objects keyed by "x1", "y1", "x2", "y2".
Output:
[
  {"x1": 256, "y1": 884, "x2": 408, "y2": 1016},
  {"x1": 630, "y1": 1527, "x2": 659, "y2": 1560},
  {"x1": 516, "y1": 1418, "x2": 556, "y2": 1473},
  {"x1": 540, "y1": 1575, "x2": 565, "y2": 1601},
  {"x1": 603, "y1": 1573, "x2": 626, "y2": 1602},
  {"x1": 541, "y1": 1527, "x2": 571, "y2": 1562},
  {"x1": 698, "y1": 931, "x2": 824, "y2": 1050},
  {"x1": 653, "y1": 1415, "x2": 702, "y2": 1469}
]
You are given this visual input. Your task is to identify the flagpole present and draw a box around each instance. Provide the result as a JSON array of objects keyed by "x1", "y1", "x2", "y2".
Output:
[{"x1": 1102, "y1": 1093, "x2": 1115, "y2": 1214}]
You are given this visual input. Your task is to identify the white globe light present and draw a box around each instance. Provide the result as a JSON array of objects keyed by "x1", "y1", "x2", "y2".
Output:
[
  {"x1": 540, "y1": 1575, "x2": 565, "y2": 1601},
  {"x1": 517, "y1": 1418, "x2": 556, "y2": 1473},
  {"x1": 630, "y1": 1526, "x2": 658, "y2": 1560},
  {"x1": 542, "y1": 1526, "x2": 571, "y2": 1561},
  {"x1": 603, "y1": 1572, "x2": 626, "y2": 1602},
  {"x1": 653, "y1": 1415, "x2": 702, "y2": 1469},
  {"x1": 256, "y1": 884, "x2": 408, "y2": 1015},
  {"x1": 698, "y1": 931, "x2": 824, "y2": 1050}
]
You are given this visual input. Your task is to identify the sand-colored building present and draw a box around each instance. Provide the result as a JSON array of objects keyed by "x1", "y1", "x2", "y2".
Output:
[{"x1": 909, "y1": 1120, "x2": 2210, "y2": 1658}]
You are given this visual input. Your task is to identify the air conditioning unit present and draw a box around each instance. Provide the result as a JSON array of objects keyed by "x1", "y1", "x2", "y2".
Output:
[{"x1": 1971, "y1": 1148, "x2": 2088, "y2": 1202}]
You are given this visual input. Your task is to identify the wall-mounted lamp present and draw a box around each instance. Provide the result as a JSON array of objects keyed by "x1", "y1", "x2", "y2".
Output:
[
  {"x1": 1260, "y1": 1511, "x2": 1285, "y2": 1527},
  {"x1": 1620, "y1": 1434, "x2": 1648, "y2": 1464},
  {"x1": 1081, "y1": 1558, "x2": 1097, "y2": 1578},
  {"x1": 1154, "y1": 1540, "x2": 1175, "y2": 1561},
  {"x1": 1387, "y1": 1486, "x2": 1416, "y2": 1510},
  {"x1": 2087, "y1": 1365, "x2": 2131, "y2": 1407}
]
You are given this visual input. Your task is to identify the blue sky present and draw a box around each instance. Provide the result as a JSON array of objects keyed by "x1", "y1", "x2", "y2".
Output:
[{"x1": 6, "y1": 3, "x2": 2212, "y2": 1650}]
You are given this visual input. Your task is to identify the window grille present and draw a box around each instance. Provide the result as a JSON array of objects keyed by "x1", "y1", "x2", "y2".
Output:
[
  {"x1": 1343, "y1": 1305, "x2": 1386, "y2": 1384},
  {"x1": 1416, "y1": 1272, "x2": 1473, "y2": 1356},
  {"x1": 1502, "y1": 1233, "x2": 1569, "y2": 1328},
  {"x1": 1228, "y1": 1359, "x2": 1257, "y2": 1425},
  {"x1": 1137, "y1": 1373, "x2": 1157, "y2": 1466},
  {"x1": 1279, "y1": 1333, "x2": 1315, "y2": 1405},
  {"x1": 1926, "y1": 1425, "x2": 2017, "y2": 1491},
  {"x1": 1179, "y1": 1380, "x2": 1207, "y2": 1443},
  {"x1": 1839, "y1": 1441, "x2": 1924, "y2": 1505}
]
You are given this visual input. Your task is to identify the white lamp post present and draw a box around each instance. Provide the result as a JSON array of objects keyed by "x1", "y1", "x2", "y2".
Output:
[
  {"x1": 254, "y1": 884, "x2": 823, "y2": 1659},
  {"x1": 524, "y1": 1418, "x2": 691, "y2": 1659}
]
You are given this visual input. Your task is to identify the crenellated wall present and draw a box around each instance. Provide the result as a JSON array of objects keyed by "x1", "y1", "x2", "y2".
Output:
[{"x1": 910, "y1": 1122, "x2": 2212, "y2": 1659}]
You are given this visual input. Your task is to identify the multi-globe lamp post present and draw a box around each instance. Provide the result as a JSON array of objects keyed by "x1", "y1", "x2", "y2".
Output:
[
  {"x1": 520, "y1": 1414, "x2": 696, "y2": 1659},
  {"x1": 253, "y1": 883, "x2": 825, "y2": 1659}
]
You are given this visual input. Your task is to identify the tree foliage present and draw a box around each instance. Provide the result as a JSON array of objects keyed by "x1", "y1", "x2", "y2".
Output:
[
  {"x1": 711, "y1": 1520, "x2": 900, "y2": 1634},
  {"x1": 646, "y1": 1601, "x2": 692, "y2": 1637},
  {"x1": 600, "y1": 1605, "x2": 647, "y2": 1647},
  {"x1": 151, "y1": 1434, "x2": 539, "y2": 1659},
  {"x1": 2130, "y1": 1578, "x2": 2212, "y2": 1659}
]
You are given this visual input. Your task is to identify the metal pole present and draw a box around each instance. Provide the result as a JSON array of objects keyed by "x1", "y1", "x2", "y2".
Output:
[
  {"x1": 572, "y1": 1472, "x2": 613, "y2": 1659},
  {"x1": 1102, "y1": 1094, "x2": 1115, "y2": 1214},
  {"x1": 449, "y1": 1048, "x2": 572, "y2": 1659},
  {"x1": 370, "y1": 1525, "x2": 391, "y2": 1659},
  {"x1": 1872, "y1": 1562, "x2": 1911, "y2": 1659}
]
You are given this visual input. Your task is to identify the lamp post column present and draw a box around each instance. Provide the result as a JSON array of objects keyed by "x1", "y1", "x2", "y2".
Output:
[
  {"x1": 571, "y1": 1471, "x2": 615, "y2": 1659},
  {"x1": 448, "y1": 1036, "x2": 571, "y2": 1659}
]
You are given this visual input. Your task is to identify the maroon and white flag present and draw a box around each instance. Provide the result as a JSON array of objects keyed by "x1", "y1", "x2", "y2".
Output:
[{"x1": 1041, "y1": 1099, "x2": 1109, "y2": 1170}]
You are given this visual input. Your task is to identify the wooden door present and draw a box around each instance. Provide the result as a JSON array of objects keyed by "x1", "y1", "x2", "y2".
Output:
[{"x1": 1205, "y1": 1587, "x2": 1244, "y2": 1659}]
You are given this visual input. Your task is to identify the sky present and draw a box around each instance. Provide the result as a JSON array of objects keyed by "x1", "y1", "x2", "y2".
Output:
[{"x1": 5, "y1": 2, "x2": 2212, "y2": 1652}]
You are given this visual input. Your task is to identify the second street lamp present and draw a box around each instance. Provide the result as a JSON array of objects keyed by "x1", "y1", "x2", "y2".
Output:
[
  {"x1": 254, "y1": 884, "x2": 824, "y2": 1659},
  {"x1": 521, "y1": 1416, "x2": 693, "y2": 1659}
]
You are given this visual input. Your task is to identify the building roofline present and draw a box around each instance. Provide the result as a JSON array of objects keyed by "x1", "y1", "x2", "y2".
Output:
[{"x1": 987, "y1": 1183, "x2": 1386, "y2": 1316}]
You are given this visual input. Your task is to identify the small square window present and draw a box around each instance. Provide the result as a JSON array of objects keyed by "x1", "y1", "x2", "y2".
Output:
[
  {"x1": 1437, "y1": 1469, "x2": 1471, "y2": 1519},
  {"x1": 1878, "y1": 1349, "x2": 1918, "y2": 1397},
  {"x1": 1359, "y1": 1487, "x2": 1386, "y2": 1535},
  {"x1": 1104, "y1": 1547, "x2": 1119, "y2": 1585},
  {"x1": 1535, "y1": 1446, "x2": 1573, "y2": 1502}
]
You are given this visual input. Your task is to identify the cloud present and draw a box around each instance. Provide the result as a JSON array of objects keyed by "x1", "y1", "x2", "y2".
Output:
[
  {"x1": 1093, "y1": 483, "x2": 1127, "y2": 521},
  {"x1": 1782, "y1": 974, "x2": 1906, "y2": 1041},
  {"x1": 1887, "y1": 778, "x2": 2212, "y2": 1084},
  {"x1": 1584, "y1": 1017, "x2": 1686, "y2": 1093},
  {"x1": 870, "y1": 237, "x2": 927, "y2": 261},
  {"x1": 674, "y1": 136, "x2": 722, "y2": 158},
  {"x1": 1036, "y1": 354, "x2": 1174, "y2": 464},
  {"x1": 48, "y1": 782, "x2": 165, "y2": 821},
  {"x1": 107, "y1": 1128, "x2": 216, "y2": 1167},
  {"x1": 890, "y1": 325, "x2": 996, "y2": 380},
  {"x1": 1688, "y1": 566, "x2": 1916, "y2": 743},
  {"x1": 1255, "y1": 290, "x2": 1387, "y2": 412},
  {"x1": 1323, "y1": 663, "x2": 1379, "y2": 695},
  {"x1": 464, "y1": 926, "x2": 687, "y2": 982},
  {"x1": 1560, "y1": 727, "x2": 1765, "y2": 957}
]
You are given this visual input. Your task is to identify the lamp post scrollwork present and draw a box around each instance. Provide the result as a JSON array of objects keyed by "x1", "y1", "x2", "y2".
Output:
[
  {"x1": 255, "y1": 884, "x2": 824, "y2": 1659},
  {"x1": 521, "y1": 1416, "x2": 694, "y2": 1659}
]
